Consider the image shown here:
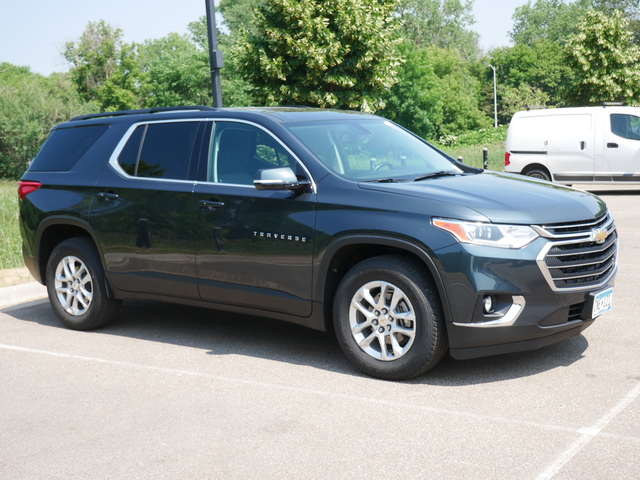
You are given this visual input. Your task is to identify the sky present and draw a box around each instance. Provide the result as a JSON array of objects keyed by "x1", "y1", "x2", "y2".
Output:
[{"x1": 0, "y1": 0, "x2": 530, "y2": 76}]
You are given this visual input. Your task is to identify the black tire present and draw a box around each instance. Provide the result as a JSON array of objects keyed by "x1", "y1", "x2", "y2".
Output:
[
  {"x1": 45, "y1": 237, "x2": 121, "y2": 330},
  {"x1": 333, "y1": 255, "x2": 448, "y2": 380},
  {"x1": 524, "y1": 168, "x2": 551, "y2": 182}
]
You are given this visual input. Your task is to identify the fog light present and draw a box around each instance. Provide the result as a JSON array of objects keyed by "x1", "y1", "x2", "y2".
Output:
[{"x1": 482, "y1": 295, "x2": 495, "y2": 314}]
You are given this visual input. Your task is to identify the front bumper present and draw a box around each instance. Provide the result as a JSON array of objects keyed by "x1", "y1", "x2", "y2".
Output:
[{"x1": 434, "y1": 221, "x2": 617, "y2": 360}]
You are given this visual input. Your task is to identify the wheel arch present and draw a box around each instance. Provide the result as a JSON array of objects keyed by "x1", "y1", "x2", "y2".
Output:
[
  {"x1": 522, "y1": 163, "x2": 552, "y2": 181},
  {"x1": 316, "y1": 235, "x2": 452, "y2": 331},
  {"x1": 35, "y1": 216, "x2": 103, "y2": 286}
]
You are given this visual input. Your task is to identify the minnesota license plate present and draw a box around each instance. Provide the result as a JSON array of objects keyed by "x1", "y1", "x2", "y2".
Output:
[{"x1": 592, "y1": 287, "x2": 614, "y2": 318}]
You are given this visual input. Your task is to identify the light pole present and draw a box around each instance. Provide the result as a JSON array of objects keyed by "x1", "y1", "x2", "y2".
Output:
[
  {"x1": 205, "y1": 0, "x2": 224, "y2": 108},
  {"x1": 488, "y1": 64, "x2": 497, "y2": 128}
]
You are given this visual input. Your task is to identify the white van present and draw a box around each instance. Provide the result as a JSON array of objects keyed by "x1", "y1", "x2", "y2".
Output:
[{"x1": 505, "y1": 105, "x2": 640, "y2": 184}]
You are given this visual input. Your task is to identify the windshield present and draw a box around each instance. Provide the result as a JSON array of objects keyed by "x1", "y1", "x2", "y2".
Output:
[{"x1": 286, "y1": 119, "x2": 462, "y2": 181}]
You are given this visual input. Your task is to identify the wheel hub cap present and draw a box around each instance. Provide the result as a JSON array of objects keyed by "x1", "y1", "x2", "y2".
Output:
[
  {"x1": 54, "y1": 255, "x2": 93, "y2": 316},
  {"x1": 348, "y1": 281, "x2": 416, "y2": 361}
]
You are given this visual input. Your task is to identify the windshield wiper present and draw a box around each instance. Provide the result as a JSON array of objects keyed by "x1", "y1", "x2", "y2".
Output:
[
  {"x1": 364, "y1": 178, "x2": 404, "y2": 183},
  {"x1": 414, "y1": 171, "x2": 460, "y2": 181}
]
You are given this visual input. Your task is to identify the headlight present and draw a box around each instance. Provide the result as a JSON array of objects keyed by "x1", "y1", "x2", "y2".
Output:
[{"x1": 433, "y1": 218, "x2": 539, "y2": 249}]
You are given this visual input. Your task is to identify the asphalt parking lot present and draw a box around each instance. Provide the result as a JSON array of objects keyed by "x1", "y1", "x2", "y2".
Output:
[{"x1": 1, "y1": 185, "x2": 638, "y2": 479}]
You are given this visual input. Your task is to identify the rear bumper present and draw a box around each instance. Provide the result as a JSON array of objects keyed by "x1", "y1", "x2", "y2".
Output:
[{"x1": 22, "y1": 245, "x2": 43, "y2": 284}]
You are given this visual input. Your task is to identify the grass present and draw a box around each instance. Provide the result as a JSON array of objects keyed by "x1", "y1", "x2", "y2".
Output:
[
  {"x1": 0, "y1": 179, "x2": 23, "y2": 270},
  {"x1": 439, "y1": 142, "x2": 506, "y2": 172}
]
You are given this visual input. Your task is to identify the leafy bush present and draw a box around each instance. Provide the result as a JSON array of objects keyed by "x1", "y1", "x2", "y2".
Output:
[{"x1": 437, "y1": 125, "x2": 508, "y2": 147}]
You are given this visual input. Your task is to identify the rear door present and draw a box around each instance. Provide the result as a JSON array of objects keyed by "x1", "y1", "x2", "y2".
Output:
[
  {"x1": 91, "y1": 120, "x2": 208, "y2": 299},
  {"x1": 193, "y1": 121, "x2": 316, "y2": 317}
]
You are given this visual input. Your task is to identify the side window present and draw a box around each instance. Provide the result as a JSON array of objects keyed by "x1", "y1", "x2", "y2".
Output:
[
  {"x1": 210, "y1": 122, "x2": 295, "y2": 185},
  {"x1": 118, "y1": 126, "x2": 144, "y2": 176},
  {"x1": 117, "y1": 122, "x2": 201, "y2": 180},
  {"x1": 611, "y1": 114, "x2": 640, "y2": 140},
  {"x1": 30, "y1": 125, "x2": 109, "y2": 172}
]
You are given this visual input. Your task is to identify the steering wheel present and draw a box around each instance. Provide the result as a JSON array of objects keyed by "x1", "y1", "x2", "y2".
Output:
[{"x1": 373, "y1": 162, "x2": 394, "y2": 171}]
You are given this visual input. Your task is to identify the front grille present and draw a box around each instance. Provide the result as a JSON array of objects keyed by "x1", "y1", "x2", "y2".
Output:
[{"x1": 535, "y1": 212, "x2": 618, "y2": 291}]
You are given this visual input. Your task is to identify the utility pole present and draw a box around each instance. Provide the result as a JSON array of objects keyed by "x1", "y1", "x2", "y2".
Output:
[
  {"x1": 488, "y1": 64, "x2": 497, "y2": 128},
  {"x1": 205, "y1": 0, "x2": 224, "y2": 108}
]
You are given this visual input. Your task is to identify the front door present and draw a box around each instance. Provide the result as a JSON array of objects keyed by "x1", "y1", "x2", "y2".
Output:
[
  {"x1": 194, "y1": 121, "x2": 316, "y2": 317},
  {"x1": 603, "y1": 112, "x2": 640, "y2": 182}
]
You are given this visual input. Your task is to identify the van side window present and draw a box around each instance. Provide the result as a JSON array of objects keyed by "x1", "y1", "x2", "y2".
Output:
[{"x1": 611, "y1": 114, "x2": 640, "y2": 141}]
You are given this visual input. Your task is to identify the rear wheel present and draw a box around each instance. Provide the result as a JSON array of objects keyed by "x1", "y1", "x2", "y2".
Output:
[
  {"x1": 333, "y1": 255, "x2": 447, "y2": 380},
  {"x1": 46, "y1": 237, "x2": 121, "y2": 330},
  {"x1": 524, "y1": 168, "x2": 551, "y2": 182}
]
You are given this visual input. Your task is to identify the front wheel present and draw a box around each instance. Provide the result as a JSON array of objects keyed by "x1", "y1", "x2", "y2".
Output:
[
  {"x1": 46, "y1": 237, "x2": 121, "y2": 330},
  {"x1": 333, "y1": 255, "x2": 448, "y2": 380}
]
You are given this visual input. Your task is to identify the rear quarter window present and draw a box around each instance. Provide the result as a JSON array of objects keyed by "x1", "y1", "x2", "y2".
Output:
[{"x1": 29, "y1": 125, "x2": 109, "y2": 172}]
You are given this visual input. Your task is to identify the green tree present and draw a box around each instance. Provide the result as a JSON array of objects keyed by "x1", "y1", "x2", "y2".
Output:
[
  {"x1": 219, "y1": 0, "x2": 262, "y2": 34},
  {"x1": 590, "y1": 0, "x2": 640, "y2": 43},
  {"x1": 139, "y1": 33, "x2": 212, "y2": 107},
  {"x1": 380, "y1": 42, "x2": 443, "y2": 138},
  {"x1": 382, "y1": 44, "x2": 490, "y2": 138},
  {"x1": 483, "y1": 39, "x2": 573, "y2": 122},
  {"x1": 234, "y1": 0, "x2": 402, "y2": 112},
  {"x1": 0, "y1": 64, "x2": 97, "y2": 178},
  {"x1": 499, "y1": 84, "x2": 550, "y2": 118},
  {"x1": 564, "y1": 9, "x2": 640, "y2": 105},
  {"x1": 509, "y1": 0, "x2": 589, "y2": 45},
  {"x1": 398, "y1": 0, "x2": 479, "y2": 59},
  {"x1": 64, "y1": 20, "x2": 143, "y2": 111}
]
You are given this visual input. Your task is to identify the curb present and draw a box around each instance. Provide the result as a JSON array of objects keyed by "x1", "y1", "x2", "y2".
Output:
[{"x1": 0, "y1": 282, "x2": 48, "y2": 309}]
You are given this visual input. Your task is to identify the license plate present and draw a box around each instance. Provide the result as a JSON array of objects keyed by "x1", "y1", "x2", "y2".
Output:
[{"x1": 592, "y1": 287, "x2": 614, "y2": 318}]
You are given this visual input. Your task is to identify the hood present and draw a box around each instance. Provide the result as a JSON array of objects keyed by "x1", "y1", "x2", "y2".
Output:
[{"x1": 358, "y1": 171, "x2": 607, "y2": 225}]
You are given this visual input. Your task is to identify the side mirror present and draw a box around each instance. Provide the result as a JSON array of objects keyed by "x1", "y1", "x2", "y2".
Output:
[{"x1": 254, "y1": 167, "x2": 310, "y2": 191}]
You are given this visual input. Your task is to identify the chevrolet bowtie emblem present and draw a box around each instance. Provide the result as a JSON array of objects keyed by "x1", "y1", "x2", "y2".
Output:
[{"x1": 591, "y1": 229, "x2": 608, "y2": 244}]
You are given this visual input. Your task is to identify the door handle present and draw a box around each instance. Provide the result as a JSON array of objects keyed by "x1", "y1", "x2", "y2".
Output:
[
  {"x1": 607, "y1": 143, "x2": 619, "y2": 148},
  {"x1": 97, "y1": 192, "x2": 119, "y2": 200},
  {"x1": 580, "y1": 141, "x2": 586, "y2": 150},
  {"x1": 199, "y1": 199, "x2": 225, "y2": 210}
]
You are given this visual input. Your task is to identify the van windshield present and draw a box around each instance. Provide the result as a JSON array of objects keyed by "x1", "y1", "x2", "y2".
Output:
[{"x1": 286, "y1": 119, "x2": 461, "y2": 181}]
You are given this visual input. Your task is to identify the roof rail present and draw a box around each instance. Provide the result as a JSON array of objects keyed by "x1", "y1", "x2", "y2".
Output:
[
  {"x1": 526, "y1": 105, "x2": 549, "y2": 111},
  {"x1": 70, "y1": 105, "x2": 217, "y2": 122},
  {"x1": 602, "y1": 102, "x2": 624, "y2": 107}
]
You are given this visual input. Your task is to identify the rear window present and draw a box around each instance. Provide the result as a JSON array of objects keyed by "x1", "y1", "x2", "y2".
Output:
[{"x1": 30, "y1": 125, "x2": 109, "y2": 172}]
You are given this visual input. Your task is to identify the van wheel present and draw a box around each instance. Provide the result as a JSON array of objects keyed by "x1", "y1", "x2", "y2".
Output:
[
  {"x1": 333, "y1": 255, "x2": 448, "y2": 380},
  {"x1": 524, "y1": 168, "x2": 551, "y2": 181},
  {"x1": 46, "y1": 238, "x2": 121, "y2": 330}
]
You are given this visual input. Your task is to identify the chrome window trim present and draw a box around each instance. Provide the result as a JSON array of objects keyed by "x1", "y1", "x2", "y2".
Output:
[
  {"x1": 107, "y1": 117, "x2": 317, "y2": 192},
  {"x1": 201, "y1": 118, "x2": 317, "y2": 194},
  {"x1": 107, "y1": 118, "x2": 204, "y2": 185}
]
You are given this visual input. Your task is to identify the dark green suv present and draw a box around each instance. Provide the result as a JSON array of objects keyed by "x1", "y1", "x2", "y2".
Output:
[{"x1": 18, "y1": 106, "x2": 617, "y2": 379}]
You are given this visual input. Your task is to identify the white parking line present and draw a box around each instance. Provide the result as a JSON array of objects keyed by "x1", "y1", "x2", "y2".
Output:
[
  {"x1": 536, "y1": 380, "x2": 640, "y2": 480},
  {"x1": 3, "y1": 342, "x2": 640, "y2": 449}
]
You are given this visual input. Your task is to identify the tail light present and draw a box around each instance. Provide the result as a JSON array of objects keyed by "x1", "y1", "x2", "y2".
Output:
[
  {"x1": 18, "y1": 181, "x2": 42, "y2": 201},
  {"x1": 504, "y1": 152, "x2": 511, "y2": 166}
]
